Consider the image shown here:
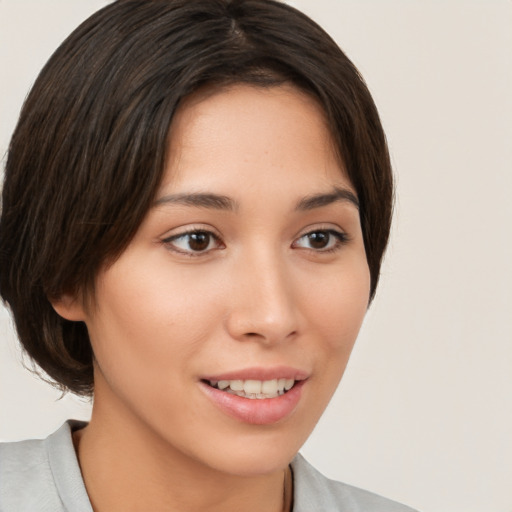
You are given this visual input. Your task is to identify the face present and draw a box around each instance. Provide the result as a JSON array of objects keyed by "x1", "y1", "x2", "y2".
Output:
[{"x1": 69, "y1": 84, "x2": 370, "y2": 476}]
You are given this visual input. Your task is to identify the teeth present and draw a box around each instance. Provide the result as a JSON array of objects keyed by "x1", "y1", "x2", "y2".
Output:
[
  {"x1": 208, "y1": 378, "x2": 297, "y2": 399},
  {"x1": 244, "y1": 380, "x2": 262, "y2": 394},
  {"x1": 284, "y1": 378, "x2": 294, "y2": 390},
  {"x1": 229, "y1": 380, "x2": 244, "y2": 391},
  {"x1": 261, "y1": 379, "x2": 277, "y2": 395}
]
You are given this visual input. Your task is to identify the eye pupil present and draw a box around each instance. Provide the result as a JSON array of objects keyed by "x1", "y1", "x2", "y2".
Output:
[
  {"x1": 188, "y1": 232, "x2": 210, "y2": 251},
  {"x1": 308, "y1": 232, "x2": 329, "y2": 249}
]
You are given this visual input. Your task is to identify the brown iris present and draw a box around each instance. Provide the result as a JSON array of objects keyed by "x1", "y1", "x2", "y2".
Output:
[
  {"x1": 187, "y1": 232, "x2": 211, "y2": 251},
  {"x1": 306, "y1": 231, "x2": 330, "y2": 249}
]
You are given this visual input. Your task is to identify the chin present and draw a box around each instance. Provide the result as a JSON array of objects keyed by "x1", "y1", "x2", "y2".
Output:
[
  {"x1": 206, "y1": 447, "x2": 298, "y2": 478},
  {"x1": 188, "y1": 422, "x2": 312, "y2": 477}
]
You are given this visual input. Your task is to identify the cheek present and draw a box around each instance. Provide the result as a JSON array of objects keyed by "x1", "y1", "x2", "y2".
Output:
[
  {"x1": 87, "y1": 258, "x2": 226, "y2": 389},
  {"x1": 303, "y1": 260, "x2": 370, "y2": 351},
  {"x1": 85, "y1": 262, "x2": 230, "y2": 436},
  {"x1": 99, "y1": 255, "x2": 221, "y2": 332},
  {"x1": 287, "y1": 260, "x2": 370, "y2": 442}
]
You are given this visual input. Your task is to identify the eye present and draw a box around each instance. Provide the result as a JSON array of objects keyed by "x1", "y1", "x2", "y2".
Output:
[
  {"x1": 163, "y1": 230, "x2": 223, "y2": 255},
  {"x1": 293, "y1": 229, "x2": 348, "y2": 252}
]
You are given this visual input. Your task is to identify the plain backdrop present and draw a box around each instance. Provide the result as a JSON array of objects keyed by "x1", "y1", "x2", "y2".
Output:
[{"x1": 1, "y1": 1, "x2": 511, "y2": 511}]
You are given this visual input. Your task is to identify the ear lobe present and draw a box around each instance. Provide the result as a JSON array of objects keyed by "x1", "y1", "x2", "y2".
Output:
[{"x1": 50, "y1": 293, "x2": 87, "y2": 322}]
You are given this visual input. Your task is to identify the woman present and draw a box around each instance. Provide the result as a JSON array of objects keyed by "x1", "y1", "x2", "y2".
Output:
[{"x1": 0, "y1": 1, "x2": 417, "y2": 510}]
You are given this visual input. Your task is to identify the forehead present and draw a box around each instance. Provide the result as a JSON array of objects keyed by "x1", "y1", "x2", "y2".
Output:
[{"x1": 160, "y1": 84, "x2": 351, "y2": 197}]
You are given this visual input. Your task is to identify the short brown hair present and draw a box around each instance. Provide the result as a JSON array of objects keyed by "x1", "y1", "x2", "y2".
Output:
[{"x1": 0, "y1": 0, "x2": 393, "y2": 395}]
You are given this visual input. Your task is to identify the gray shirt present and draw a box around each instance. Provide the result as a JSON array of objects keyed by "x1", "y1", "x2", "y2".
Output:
[{"x1": 0, "y1": 421, "x2": 418, "y2": 511}]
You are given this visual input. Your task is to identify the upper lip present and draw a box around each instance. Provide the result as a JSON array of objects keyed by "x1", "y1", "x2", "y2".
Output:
[{"x1": 201, "y1": 366, "x2": 309, "y2": 382}]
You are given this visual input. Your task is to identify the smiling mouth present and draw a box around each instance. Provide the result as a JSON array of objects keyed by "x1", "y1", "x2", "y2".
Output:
[{"x1": 203, "y1": 378, "x2": 296, "y2": 399}]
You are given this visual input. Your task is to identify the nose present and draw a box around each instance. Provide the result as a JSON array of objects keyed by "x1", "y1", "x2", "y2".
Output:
[{"x1": 224, "y1": 248, "x2": 299, "y2": 345}]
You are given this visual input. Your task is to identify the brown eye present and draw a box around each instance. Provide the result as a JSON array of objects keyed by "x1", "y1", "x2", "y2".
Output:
[
  {"x1": 293, "y1": 229, "x2": 347, "y2": 252},
  {"x1": 164, "y1": 230, "x2": 222, "y2": 255},
  {"x1": 306, "y1": 232, "x2": 330, "y2": 249},
  {"x1": 187, "y1": 232, "x2": 210, "y2": 251}
]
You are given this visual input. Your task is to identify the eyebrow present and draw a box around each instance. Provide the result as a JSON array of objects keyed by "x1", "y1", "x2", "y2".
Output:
[
  {"x1": 154, "y1": 192, "x2": 238, "y2": 211},
  {"x1": 153, "y1": 186, "x2": 359, "y2": 212},
  {"x1": 295, "y1": 187, "x2": 359, "y2": 211}
]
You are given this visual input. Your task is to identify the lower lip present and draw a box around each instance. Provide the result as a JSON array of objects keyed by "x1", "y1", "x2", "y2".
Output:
[{"x1": 200, "y1": 380, "x2": 305, "y2": 425}]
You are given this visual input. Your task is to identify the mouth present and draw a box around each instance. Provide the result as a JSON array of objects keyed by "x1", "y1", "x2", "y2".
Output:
[
  {"x1": 199, "y1": 367, "x2": 308, "y2": 424},
  {"x1": 202, "y1": 378, "x2": 296, "y2": 399}
]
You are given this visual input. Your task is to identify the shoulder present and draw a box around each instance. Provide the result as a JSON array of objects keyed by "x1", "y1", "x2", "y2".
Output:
[
  {"x1": 291, "y1": 454, "x2": 419, "y2": 512},
  {"x1": 0, "y1": 421, "x2": 91, "y2": 512},
  {"x1": 0, "y1": 435, "x2": 57, "y2": 511}
]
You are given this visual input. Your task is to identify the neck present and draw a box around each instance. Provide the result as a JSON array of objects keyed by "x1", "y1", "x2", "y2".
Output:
[{"x1": 74, "y1": 394, "x2": 291, "y2": 512}]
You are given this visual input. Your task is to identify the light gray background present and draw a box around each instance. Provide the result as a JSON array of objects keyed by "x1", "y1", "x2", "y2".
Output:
[{"x1": 1, "y1": 1, "x2": 511, "y2": 511}]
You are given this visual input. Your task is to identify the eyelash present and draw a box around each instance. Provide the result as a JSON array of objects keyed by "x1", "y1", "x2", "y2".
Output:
[
  {"x1": 162, "y1": 229, "x2": 224, "y2": 256},
  {"x1": 162, "y1": 228, "x2": 349, "y2": 257},
  {"x1": 292, "y1": 229, "x2": 349, "y2": 253}
]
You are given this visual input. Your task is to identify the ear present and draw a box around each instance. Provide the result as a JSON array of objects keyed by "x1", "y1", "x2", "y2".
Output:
[{"x1": 50, "y1": 293, "x2": 87, "y2": 322}]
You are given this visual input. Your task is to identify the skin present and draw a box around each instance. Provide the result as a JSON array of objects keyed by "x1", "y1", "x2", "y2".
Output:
[{"x1": 54, "y1": 84, "x2": 371, "y2": 512}]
